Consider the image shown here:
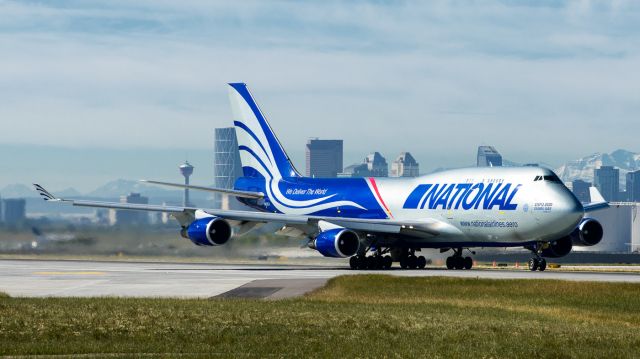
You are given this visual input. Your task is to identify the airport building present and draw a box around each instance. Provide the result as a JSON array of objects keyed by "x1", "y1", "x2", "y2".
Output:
[
  {"x1": 581, "y1": 203, "x2": 640, "y2": 253},
  {"x1": 627, "y1": 170, "x2": 640, "y2": 202},
  {"x1": 305, "y1": 139, "x2": 343, "y2": 178},
  {"x1": 594, "y1": 166, "x2": 620, "y2": 202},
  {"x1": 390, "y1": 152, "x2": 419, "y2": 177},
  {"x1": 214, "y1": 127, "x2": 243, "y2": 210},
  {"x1": 1, "y1": 198, "x2": 26, "y2": 225},
  {"x1": 477, "y1": 146, "x2": 503, "y2": 167},
  {"x1": 572, "y1": 179, "x2": 592, "y2": 203},
  {"x1": 114, "y1": 193, "x2": 149, "y2": 226}
]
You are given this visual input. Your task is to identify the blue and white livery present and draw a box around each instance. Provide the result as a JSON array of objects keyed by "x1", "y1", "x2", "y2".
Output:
[{"x1": 34, "y1": 83, "x2": 609, "y2": 271}]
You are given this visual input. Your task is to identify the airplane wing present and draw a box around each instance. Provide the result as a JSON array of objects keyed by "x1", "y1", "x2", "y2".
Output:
[
  {"x1": 583, "y1": 186, "x2": 609, "y2": 212},
  {"x1": 140, "y1": 180, "x2": 263, "y2": 199},
  {"x1": 33, "y1": 184, "x2": 455, "y2": 238}
]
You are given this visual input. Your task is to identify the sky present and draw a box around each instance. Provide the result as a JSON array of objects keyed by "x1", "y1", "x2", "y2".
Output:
[{"x1": 1, "y1": 0, "x2": 639, "y2": 192}]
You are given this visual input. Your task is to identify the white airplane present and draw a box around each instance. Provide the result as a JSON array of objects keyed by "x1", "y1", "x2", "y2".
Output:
[{"x1": 35, "y1": 83, "x2": 609, "y2": 271}]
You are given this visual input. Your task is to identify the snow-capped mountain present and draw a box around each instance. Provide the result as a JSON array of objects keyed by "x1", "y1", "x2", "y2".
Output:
[{"x1": 555, "y1": 149, "x2": 640, "y2": 187}]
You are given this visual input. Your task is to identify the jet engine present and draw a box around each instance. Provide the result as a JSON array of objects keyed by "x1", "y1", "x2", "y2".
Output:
[
  {"x1": 541, "y1": 218, "x2": 603, "y2": 258},
  {"x1": 570, "y1": 218, "x2": 603, "y2": 246},
  {"x1": 309, "y1": 228, "x2": 360, "y2": 258},
  {"x1": 182, "y1": 217, "x2": 232, "y2": 246},
  {"x1": 541, "y1": 235, "x2": 573, "y2": 258}
]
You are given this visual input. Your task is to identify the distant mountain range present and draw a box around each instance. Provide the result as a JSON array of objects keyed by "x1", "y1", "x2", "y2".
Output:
[
  {"x1": 554, "y1": 149, "x2": 640, "y2": 187},
  {"x1": 1, "y1": 179, "x2": 213, "y2": 202},
  {"x1": 0, "y1": 184, "x2": 36, "y2": 198}
]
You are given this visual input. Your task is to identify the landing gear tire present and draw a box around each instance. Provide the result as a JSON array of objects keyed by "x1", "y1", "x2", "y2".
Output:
[
  {"x1": 407, "y1": 255, "x2": 418, "y2": 269},
  {"x1": 400, "y1": 256, "x2": 408, "y2": 269},
  {"x1": 383, "y1": 256, "x2": 393, "y2": 269},
  {"x1": 528, "y1": 258, "x2": 539, "y2": 271},
  {"x1": 454, "y1": 256, "x2": 464, "y2": 270},
  {"x1": 349, "y1": 256, "x2": 358, "y2": 270},
  {"x1": 463, "y1": 256, "x2": 473, "y2": 270},
  {"x1": 446, "y1": 256, "x2": 454, "y2": 270},
  {"x1": 417, "y1": 256, "x2": 427, "y2": 269},
  {"x1": 537, "y1": 258, "x2": 547, "y2": 272},
  {"x1": 366, "y1": 256, "x2": 377, "y2": 270}
]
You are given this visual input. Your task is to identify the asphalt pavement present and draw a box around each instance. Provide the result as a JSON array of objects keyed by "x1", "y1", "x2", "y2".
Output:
[{"x1": 0, "y1": 259, "x2": 638, "y2": 299}]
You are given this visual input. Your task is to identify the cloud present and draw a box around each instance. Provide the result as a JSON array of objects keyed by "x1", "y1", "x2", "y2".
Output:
[{"x1": 0, "y1": 0, "x2": 639, "y2": 188}]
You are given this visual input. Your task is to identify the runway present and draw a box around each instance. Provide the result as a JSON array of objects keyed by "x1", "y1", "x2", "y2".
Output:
[{"x1": 0, "y1": 259, "x2": 639, "y2": 299}]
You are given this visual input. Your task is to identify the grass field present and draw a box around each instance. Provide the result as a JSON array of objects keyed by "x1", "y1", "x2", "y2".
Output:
[{"x1": 1, "y1": 276, "x2": 639, "y2": 358}]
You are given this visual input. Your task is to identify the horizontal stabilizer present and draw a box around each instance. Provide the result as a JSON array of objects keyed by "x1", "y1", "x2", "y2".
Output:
[
  {"x1": 584, "y1": 186, "x2": 609, "y2": 212},
  {"x1": 140, "y1": 180, "x2": 263, "y2": 199}
]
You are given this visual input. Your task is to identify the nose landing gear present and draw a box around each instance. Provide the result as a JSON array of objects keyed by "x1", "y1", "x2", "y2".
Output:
[
  {"x1": 527, "y1": 242, "x2": 548, "y2": 272},
  {"x1": 527, "y1": 257, "x2": 547, "y2": 271}
]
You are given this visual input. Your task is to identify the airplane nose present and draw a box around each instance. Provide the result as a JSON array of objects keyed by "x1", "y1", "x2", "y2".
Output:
[{"x1": 557, "y1": 187, "x2": 584, "y2": 226}]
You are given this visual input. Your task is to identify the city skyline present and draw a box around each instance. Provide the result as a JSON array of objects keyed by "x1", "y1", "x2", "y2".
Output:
[
  {"x1": 1, "y1": 1, "x2": 639, "y2": 192},
  {"x1": 2, "y1": 142, "x2": 640, "y2": 194}
]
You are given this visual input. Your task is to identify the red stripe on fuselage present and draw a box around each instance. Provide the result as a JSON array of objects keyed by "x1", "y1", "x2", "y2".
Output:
[{"x1": 368, "y1": 177, "x2": 393, "y2": 219}]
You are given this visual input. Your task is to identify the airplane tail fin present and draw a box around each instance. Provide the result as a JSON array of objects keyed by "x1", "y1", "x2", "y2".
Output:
[
  {"x1": 228, "y1": 83, "x2": 300, "y2": 179},
  {"x1": 583, "y1": 186, "x2": 609, "y2": 212}
]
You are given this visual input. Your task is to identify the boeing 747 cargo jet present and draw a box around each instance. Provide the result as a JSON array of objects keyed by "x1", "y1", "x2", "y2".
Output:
[{"x1": 35, "y1": 83, "x2": 609, "y2": 271}]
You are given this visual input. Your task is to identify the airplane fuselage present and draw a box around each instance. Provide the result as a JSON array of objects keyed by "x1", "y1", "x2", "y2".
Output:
[{"x1": 236, "y1": 166, "x2": 584, "y2": 247}]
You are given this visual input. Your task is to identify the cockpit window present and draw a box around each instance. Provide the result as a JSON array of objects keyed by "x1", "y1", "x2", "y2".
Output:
[{"x1": 543, "y1": 174, "x2": 562, "y2": 183}]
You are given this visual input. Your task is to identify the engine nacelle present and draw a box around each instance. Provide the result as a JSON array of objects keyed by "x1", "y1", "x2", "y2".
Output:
[
  {"x1": 541, "y1": 235, "x2": 573, "y2": 258},
  {"x1": 570, "y1": 218, "x2": 603, "y2": 246},
  {"x1": 310, "y1": 228, "x2": 360, "y2": 258},
  {"x1": 184, "y1": 217, "x2": 232, "y2": 246}
]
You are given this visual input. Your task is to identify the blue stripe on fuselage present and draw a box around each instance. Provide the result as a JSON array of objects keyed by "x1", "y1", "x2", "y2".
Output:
[{"x1": 234, "y1": 176, "x2": 388, "y2": 218}]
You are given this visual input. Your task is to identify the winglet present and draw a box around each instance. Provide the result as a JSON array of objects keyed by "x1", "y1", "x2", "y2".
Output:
[{"x1": 33, "y1": 184, "x2": 60, "y2": 201}]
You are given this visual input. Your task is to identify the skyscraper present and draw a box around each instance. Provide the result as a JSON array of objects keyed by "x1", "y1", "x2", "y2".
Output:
[
  {"x1": 390, "y1": 152, "x2": 419, "y2": 177},
  {"x1": 365, "y1": 152, "x2": 388, "y2": 177},
  {"x1": 338, "y1": 163, "x2": 371, "y2": 178},
  {"x1": 627, "y1": 170, "x2": 640, "y2": 202},
  {"x1": 2, "y1": 198, "x2": 26, "y2": 225},
  {"x1": 594, "y1": 166, "x2": 620, "y2": 202},
  {"x1": 305, "y1": 139, "x2": 343, "y2": 178},
  {"x1": 571, "y1": 179, "x2": 591, "y2": 203},
  {"x1": 214, "y1": 127, "x2": 243, "y2": 209},
  {"x1": 339, "y1": 152, "x2": 388, "y2": 178},
  {"x1": 477, "y1": 146, "x2": 503, "y2": 167}
]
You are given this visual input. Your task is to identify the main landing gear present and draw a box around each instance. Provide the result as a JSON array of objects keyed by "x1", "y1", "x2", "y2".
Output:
[
  {"x1": 348, "y1": 248, "x2": 426, "y2": 270},
  {"x1": 528, "y1": 242, "x2": 547, "y2": 271},
  {"x1": 399, "y1": 249, "x2": 427, "y2": 270},
  {"x1": 349, "y1": 253, "x2": 392, "y2": 270},
  {"x1": 445, "y1": 248, "x2": 473, "y2": 270}
]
